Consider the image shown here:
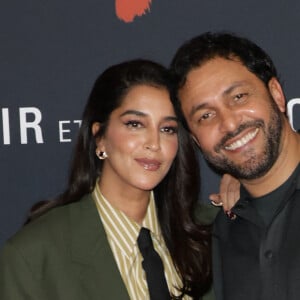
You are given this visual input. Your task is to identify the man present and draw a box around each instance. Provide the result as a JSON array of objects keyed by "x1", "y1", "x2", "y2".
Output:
[{"x1": 170, "y1": 32, "x2": 300, "y2": 300}]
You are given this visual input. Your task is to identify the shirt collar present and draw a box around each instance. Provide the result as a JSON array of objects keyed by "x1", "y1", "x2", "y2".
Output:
[{"x1": 92, "y1": 184, "x2": 163, "y2": 258}]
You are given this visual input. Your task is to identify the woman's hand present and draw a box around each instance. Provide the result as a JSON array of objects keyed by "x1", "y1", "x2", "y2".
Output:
[{"x1": 209, "y1": 174, "x2": 240, "y2": 214}]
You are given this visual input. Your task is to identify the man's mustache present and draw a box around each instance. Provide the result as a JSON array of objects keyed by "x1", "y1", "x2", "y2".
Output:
[{"x1": 214, "y1": 120, "x2": 264, "y2": 153}]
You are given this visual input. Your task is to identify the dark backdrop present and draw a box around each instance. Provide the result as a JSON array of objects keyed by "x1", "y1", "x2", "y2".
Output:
[{"x1": 1, "y1": 0, "x2": 300, "y2": 247}]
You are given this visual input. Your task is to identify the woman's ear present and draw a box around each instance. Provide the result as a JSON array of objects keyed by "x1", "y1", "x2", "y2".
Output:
[
  {"x1": 92, "y1": 122, "x2": 101, "y2": 137},
  {"x1": 268, "y1": 77, "x2": 286, "y2": 113},
  {"x1": 92, "y1": 122, "x2": 105, "y2": 151}
]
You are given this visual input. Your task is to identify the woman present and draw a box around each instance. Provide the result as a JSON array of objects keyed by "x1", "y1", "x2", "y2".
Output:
[{"x1": 0, "y1": 59, "x2": 215, "y2": 299}]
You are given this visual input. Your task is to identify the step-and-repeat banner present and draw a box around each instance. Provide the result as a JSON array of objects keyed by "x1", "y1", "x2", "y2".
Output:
[{"x1": 1, "y1": 0, "x2": 300, "y2": 247}]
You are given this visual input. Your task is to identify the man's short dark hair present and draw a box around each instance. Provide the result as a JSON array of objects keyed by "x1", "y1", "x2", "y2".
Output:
[{"x1": 170, "y1": 31, "x2": 278, "y2": 91}]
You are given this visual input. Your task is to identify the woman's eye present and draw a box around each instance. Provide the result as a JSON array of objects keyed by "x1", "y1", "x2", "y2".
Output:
[
  {"x1": 125, "y1": 120, "x2": 143, "y2": 128},
  {"x1": 161, "y1": 126, "x2": 178, "y2": 134}
]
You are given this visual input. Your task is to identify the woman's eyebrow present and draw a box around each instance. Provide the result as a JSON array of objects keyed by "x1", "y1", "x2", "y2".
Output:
[
  {"x1": 120, "y1": 110, "x2": 178, "y2": 122},
  {"x1": 120, "y1": 110, "x2": 146, "y2": 117}
]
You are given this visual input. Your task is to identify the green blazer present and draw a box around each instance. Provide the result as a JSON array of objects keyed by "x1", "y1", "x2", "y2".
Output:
[
  {"x1": 0, "y1": 195, "x2": 130, "y2": 299},
  {"x1": 0, "y1": 194, "x2": 218, "y2": 300}
]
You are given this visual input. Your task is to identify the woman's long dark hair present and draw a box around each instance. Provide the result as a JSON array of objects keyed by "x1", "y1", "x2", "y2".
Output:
[{"x1": 26, "y1": 59, "x2": 211, "y2": 298}]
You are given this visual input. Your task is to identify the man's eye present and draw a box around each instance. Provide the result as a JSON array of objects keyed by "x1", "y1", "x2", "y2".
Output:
[
  {"x1": 234, "y1": 93, "x2": 248, "y2": 101},
  {"x1": 195, "y1": 110, "x2": 216, "y2": 124},
  {"x1": 200, "y1": 112, "x2": 213, "y2": 121}
]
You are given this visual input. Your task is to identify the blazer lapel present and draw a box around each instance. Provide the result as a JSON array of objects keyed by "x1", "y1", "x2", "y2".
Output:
[{"x1": 69, "y1": 195, "x2": 130, "y2": 300}]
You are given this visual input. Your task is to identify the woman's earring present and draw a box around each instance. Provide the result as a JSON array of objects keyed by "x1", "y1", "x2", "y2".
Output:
[{"x1": 96, "y1": 150, "x2": 108, "y2": 160}]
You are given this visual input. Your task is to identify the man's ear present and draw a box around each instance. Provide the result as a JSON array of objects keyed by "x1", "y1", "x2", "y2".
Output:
[{"x1": 268, "y1": 77, "x2": 286, "y2": 113}]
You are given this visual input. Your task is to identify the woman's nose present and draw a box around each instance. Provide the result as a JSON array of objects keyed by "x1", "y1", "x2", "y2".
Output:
[{"x1": 144, "y1": 131, "x2": 161, "y2": 151}]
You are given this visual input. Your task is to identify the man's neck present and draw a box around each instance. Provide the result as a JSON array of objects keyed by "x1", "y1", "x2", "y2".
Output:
[{"x1": 241, "y1": 121, "x2": 300, "y2": 198}]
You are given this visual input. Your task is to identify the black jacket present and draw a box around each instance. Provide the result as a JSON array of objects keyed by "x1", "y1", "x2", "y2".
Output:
[{"x1": 213, "y1": 165, "x2": 300, "y2": 300}]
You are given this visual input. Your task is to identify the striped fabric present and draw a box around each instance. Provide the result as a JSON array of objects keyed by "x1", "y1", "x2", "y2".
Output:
[{"x1": 92, "y1": 184, "x2": 191, "y2": 299}]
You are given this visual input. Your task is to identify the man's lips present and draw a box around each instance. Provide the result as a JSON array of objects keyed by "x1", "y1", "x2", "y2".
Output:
[
  {"x1": 135, "y1": 158, "x2": 161, "y2": 171},
  {"x1": 224, "y1": 127, "x2": 259, "y2": 151}
]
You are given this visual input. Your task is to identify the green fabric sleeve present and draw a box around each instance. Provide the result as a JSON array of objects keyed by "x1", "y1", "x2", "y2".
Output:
[
  {"x1": 0, "y1": 241, "x2": 43, "y2": 300},
  {"x1": 195, "y1": 203, "x2": 221, "y2": 225}
]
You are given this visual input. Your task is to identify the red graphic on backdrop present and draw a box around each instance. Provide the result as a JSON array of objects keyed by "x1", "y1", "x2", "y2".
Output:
[{"x1": 115, "y1": 0, "x2": 152, "y2": 23}]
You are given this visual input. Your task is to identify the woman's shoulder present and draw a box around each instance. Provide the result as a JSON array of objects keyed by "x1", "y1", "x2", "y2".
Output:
[
  {"x1": 4, "y1": 194, "x2": 94, "y2": 252},
  {"x1": 0, "y1": 194, "x2": 99, "y2": 283}
]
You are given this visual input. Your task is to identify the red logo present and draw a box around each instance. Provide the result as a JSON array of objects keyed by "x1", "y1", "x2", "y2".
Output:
[{"x1": 115, "y1": 0, "x2": 152, "y2": 23}]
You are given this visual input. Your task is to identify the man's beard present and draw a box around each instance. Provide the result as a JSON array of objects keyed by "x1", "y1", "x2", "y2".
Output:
[{"x1": 201, "y1": 98, "x2": 283, "y2": 180}]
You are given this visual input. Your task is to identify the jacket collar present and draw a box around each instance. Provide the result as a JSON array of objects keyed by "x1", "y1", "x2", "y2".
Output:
[{"x1": 68, "y1": 194, "x2": 130, "y2": 299}]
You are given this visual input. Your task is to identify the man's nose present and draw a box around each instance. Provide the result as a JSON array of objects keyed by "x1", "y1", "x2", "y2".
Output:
[{"x1": 219, "y1": 108, "x2": 242, "y2": 134}]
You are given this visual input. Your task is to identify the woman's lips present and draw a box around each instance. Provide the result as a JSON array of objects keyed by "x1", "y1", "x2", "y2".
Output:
[{"x1": 135, "y1": 158, "x2": 161, "y2": 171}]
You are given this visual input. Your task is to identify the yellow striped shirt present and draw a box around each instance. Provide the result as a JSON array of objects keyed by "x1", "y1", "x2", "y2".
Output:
[{"x1": 92, "y1": 184, "x2": 191, "y2": 299}]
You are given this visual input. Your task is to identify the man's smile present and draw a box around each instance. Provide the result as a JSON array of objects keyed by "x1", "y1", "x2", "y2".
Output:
[{"x1": 224, "y1": 127, "x2": 259, "y2": 151}]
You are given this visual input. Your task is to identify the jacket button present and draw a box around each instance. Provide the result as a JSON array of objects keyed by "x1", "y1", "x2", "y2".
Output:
[{"x1": 265, "y1": 250, "x2": 273, "y2": 259}]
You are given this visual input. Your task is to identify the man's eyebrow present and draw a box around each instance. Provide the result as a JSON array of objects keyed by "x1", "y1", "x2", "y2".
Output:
[
  {"x1": 189, "y1": 81, "x2": 249, "y2": 118},
  {"x1": 189, "y1": 103, "x2": 208, "y2": 119},
  {"x1": 223, "y1": 81, "x2": 248, "y2": 96}
]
